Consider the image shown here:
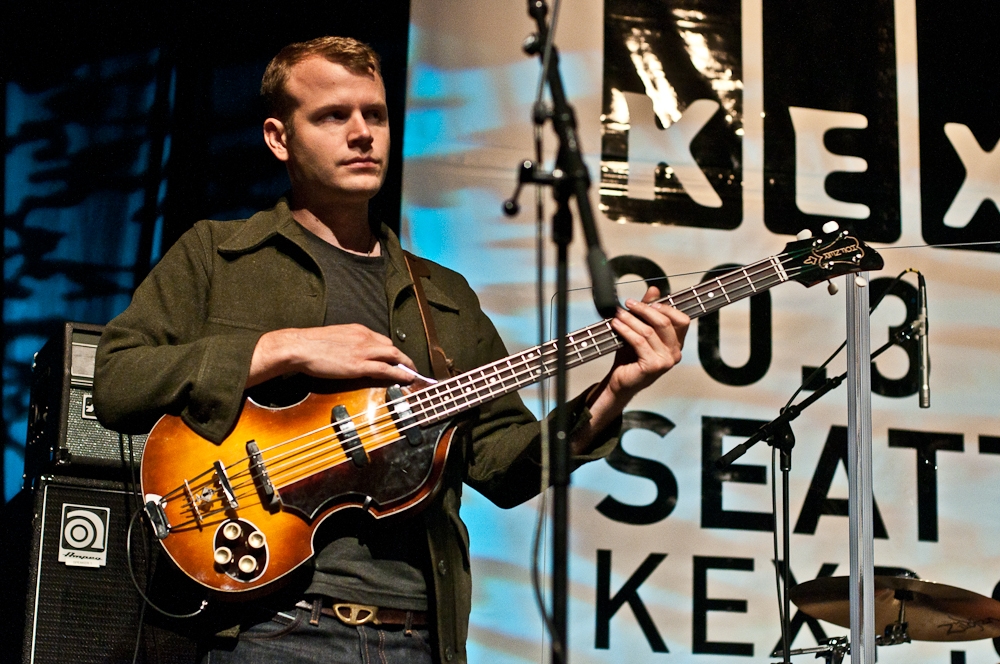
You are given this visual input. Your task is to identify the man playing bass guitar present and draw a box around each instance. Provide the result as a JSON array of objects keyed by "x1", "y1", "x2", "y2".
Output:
[{"x1": 94, "y1": 36, "x2": 689, "y2": 664}]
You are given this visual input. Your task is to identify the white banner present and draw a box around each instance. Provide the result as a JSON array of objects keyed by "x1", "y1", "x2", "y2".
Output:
[{"x1": 401, "y1": 1, "x2": 1000, "y2": 662}]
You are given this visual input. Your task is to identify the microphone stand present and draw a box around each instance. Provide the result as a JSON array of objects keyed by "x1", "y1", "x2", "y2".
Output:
[
  {"x1": 503, "y1": 2, "x2": 619, "y2": 662},
  {"x1": 716, "y1": 328, "x2": 914, "y2": 664}
]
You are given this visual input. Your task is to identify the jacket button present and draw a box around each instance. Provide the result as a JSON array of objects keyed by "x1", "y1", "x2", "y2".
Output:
[
  {"x1": 396, "y1": 329, "x2": 407, "y2": 341},
  {"x1": 444, "y1": 646, "x2": 454, "y2": 661},
  {"x1": 437, "y1": 559, "x2": 448, "y2": 576}
]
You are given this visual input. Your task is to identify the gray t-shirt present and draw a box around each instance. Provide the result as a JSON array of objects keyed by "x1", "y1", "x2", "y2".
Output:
[{"x1": 294, "y1": 228, "x2": 430, "y2": 611}]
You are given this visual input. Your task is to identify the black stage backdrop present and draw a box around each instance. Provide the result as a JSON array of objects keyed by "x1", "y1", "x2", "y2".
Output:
[{"x1": 2, "y1": 1, "x2": 412, "y2": 499}]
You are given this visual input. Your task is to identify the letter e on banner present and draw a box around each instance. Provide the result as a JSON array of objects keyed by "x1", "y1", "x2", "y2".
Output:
[{"x1": 788, "y1": 107, "x2": 870, "y2": 219}]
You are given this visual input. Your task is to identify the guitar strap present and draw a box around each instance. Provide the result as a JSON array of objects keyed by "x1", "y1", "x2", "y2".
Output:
[{"x1": 403, "y1": 251, "x2": 455, "y2": 381}]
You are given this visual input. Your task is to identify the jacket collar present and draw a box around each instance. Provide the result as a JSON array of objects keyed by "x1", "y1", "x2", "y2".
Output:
[
  {"x1": 217, "y1": 197, "x2": 459, "y2": 312},
  {"x1": 216, "y1": 197, "x2": 304, "y2": 254},
  {"x1": 381, "y1": 222, "x2": 460, "y2": 313}
]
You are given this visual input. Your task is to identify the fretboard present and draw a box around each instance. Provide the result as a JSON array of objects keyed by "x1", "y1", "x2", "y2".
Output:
[{"x1": 405, "y1": 253, "x2": 790, "y2": 426}]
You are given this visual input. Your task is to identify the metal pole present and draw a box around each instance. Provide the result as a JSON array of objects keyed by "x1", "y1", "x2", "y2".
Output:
[{"x1": 846, "y1": 272, "x2": 876, "y2": 663}]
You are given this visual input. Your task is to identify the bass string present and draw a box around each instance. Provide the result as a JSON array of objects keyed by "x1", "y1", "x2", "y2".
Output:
[
  {"x1": 189, "y1": 325, "x2": 630, "y2": 519},
  {"x1": 192, "y1": 346, "x2": 598, "y2": 514},
  {"x1": 253, "y1": 251, "x2": 806, "y2": 470},
  {"x1": 181, "y1": 260, "x2": 836, "y2": 526},
  {"x1": 226, "y1": 334, "x2": 617, "y2": 496},
  {"x1": 167, "y1": 250, "x2": 820, "y2": 511},
  {"x1": 220, "y1": 313, "x2": 623, "y2": 490},
  {"x1": 171, "y1": 253, "x2": 812, "y2": 511}
]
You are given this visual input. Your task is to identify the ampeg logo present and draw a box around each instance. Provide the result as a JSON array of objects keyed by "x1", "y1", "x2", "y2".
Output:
[{"x1": 58, "y1": 503, "x2": 110, "y2": 568}]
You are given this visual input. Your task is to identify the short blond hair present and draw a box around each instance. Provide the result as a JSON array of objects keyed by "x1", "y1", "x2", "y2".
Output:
[{"x1": 261, "y1": 36, "x2": 382, "y2": 123}]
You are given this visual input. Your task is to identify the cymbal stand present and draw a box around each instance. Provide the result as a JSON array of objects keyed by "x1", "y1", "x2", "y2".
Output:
[
  {"x1": 875, "y1": 589, "x2": 913, "y2": 646},
  {"x1": 773, "y1": 636, "x2": 850, "y2": 664}
]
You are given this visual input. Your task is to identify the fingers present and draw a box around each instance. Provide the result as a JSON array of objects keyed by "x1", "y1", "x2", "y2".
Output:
[
  {"x1": 641, "y1": 285, "x2": 662, "y2": 304},
  {"x1": 605, "y1": 312, "x2": 679, "y2": 399},
  {"x1": 358, "y1": 360, "x2": 419, "y2": 385},
  {"x1": 356, "y1": 331, "x2": 417, "y2": 372},
  {"x1": 617, "y1": 296, "x2": 689, "y2": 355},
  {"x1": 285, "y1": 324, "x2": 418, "y2": 383},
  {"x1": 610, "y1": 314, "x2": 674, "y2": 371},
  {"x1": 608, "y1": 292, "x2": 690, "y2": 394}
]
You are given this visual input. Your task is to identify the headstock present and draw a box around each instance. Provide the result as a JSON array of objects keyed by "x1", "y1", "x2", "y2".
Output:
[{"x1": 783, "y1": 223, "x2": 884, "y2": 288}]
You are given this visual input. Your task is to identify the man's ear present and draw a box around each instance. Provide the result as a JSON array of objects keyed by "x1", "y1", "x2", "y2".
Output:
[{"x1": 263, "y1": 117, "x2": 289, "y2": 162}]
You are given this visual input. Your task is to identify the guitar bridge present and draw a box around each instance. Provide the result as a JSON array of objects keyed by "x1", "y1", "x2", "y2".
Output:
[
  {"x1": 182, "y1": 479, "x2": 204, "y2": 525},
  {"x1": 246, "y1": 440, "x2": 280, "y2": 510}
]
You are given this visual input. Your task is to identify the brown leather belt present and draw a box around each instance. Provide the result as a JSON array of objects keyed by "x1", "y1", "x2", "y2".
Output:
[{"x1": 295, "y1": 599, "x2": 429, "y2": 629}]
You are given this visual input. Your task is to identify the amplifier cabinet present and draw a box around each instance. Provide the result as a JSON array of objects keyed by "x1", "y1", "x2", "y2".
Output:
[
  {"x1": 1, "y1": 476, "x2": 197, "y2": 664},
  {"x1": 26, "y1": 322, "x2": 148, "y2": 483}
]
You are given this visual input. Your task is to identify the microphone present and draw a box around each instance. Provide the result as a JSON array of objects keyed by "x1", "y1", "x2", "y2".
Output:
[{"x1": 915, "y1": 272, "x2": 930, "y2": 408}]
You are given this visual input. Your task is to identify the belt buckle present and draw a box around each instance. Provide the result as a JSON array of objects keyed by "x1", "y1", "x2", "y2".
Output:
[{"x1": 332, "y1": 602, "x2": 380, "y2": 626}]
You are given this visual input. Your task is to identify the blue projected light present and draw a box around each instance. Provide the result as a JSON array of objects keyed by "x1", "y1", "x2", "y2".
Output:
[
  {"x1": 3, "y1": 50, "x2": 172, "y2": 501},
  {"x1": 403, "y1": 25, "x2": 598, "y2": 162}
]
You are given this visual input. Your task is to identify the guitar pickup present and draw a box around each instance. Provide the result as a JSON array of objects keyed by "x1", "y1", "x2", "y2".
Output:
[
  {"x1": 386, "y1": 385, "x2": 422, "y2": 447},
  {"x1": 213, "y1": 460, "x2": 239, "y2": 509},
  {"x1": 246, "y1": 440, "x2": 280, "y2": 510},
  {"x1": 332, "y1": 405, "x2": 368, "y2": 468}
]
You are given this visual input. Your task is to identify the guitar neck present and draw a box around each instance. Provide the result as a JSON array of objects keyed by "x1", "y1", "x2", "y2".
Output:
[{"x1": 406, "y1": 253, "x2": 791, "y2": 426}]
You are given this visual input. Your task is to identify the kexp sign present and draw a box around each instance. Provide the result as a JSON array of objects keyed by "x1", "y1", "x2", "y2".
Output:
[
  {"x1": 599, "y1": 0, "x2": 999, "y2": 252},
  {"x1": 586, "y1": 0, "x2": 999, "y2": 658}
]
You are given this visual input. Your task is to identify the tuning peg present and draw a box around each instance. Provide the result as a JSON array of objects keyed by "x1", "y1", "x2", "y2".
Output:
[
  {"x1": 855, "y1": 276, "x2": 868, "y2": 288},
  {"x1": 822, "y1": 220, "x2": 840, "y2": 234},
  {"x1": 796, "y1": 229, "x2": 813, "y2": 240},
  {"x1": 827, "y1": 280, "x2": 839, "y2": 295}
]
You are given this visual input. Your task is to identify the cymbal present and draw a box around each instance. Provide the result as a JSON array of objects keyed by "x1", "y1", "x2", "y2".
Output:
[{"x1": 790, "y1": 576, "x2": 1000, "y2": 642}]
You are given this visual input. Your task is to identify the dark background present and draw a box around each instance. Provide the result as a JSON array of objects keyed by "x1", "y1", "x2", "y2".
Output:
[{"x1": 3, "y1": 1, "x2": 412, "y2": 500}]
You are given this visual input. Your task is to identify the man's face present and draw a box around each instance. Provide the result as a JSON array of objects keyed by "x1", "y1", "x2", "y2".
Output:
[{"x1": 272, "y1": 57, "x2": 389, "y2": 204}]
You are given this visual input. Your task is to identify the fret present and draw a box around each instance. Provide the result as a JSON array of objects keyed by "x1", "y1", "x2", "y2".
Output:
[
  {"x1": 483, "y1": 369, "x2": 497, "y2": 398},
  {"x1": 530, "y1": 349, "x2": 545, "y2": 381},
  {"x1": 581, "y1": 328, "x2": 598, "y2": 363},
  {"x1": 440, "y1": 388, "x2": 455, "y2": 408},
  {"x1": 432, "y1": 389, "x2": 448, "y2": 415},
  {"x1": 693, "y1": 287, "x2": 707, "y2": 313},
  {"x1": 471, "y1": 377, "x2": 486, "y2": 403},
  {"x1": 516, "y1": 352, "x2": 532, "y2": 388},
  {"x1": 457, "y1": 376, "x2": 475, "y2": 407},
  {"x1": 743, "y1": 267, "x2": 756, "y2": 292},
  {"x1": 771, "y1": 255, "x2": 789, "y2": 282},
  {"x1": 534, "y1": 345, "x2": 549, "y2": 377},
  {"x1": 424, "y1": 388, "x2": 446, "y2": 419},
  {"x1": 445, "y1": 382, "x2": 462, "y2": 410},
  {"x1": 700, "y1": 288, "x2": 722, "y2": 315},
  {"x1": 718, "y1": 277, "x2": 731, "y2": 303},
  {"x1": 569, "y1": 334, "x2": 586, "y2": 365},
  {"x1": 541, "y1": 346, "x2": 551, "y2": 373},
  {"x1": 501, "y1": 359, "x2": 516, "y2": 384}
]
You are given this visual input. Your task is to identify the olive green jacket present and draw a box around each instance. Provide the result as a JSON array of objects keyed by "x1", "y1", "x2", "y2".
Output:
[{"x1": 94, "y1": 199, "x2": 620, "y2": 663}]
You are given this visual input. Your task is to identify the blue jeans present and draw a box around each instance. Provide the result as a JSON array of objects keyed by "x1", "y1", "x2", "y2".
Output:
[{"x1": 200, "y1": 604, "x2": 435, "y2": 664}]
